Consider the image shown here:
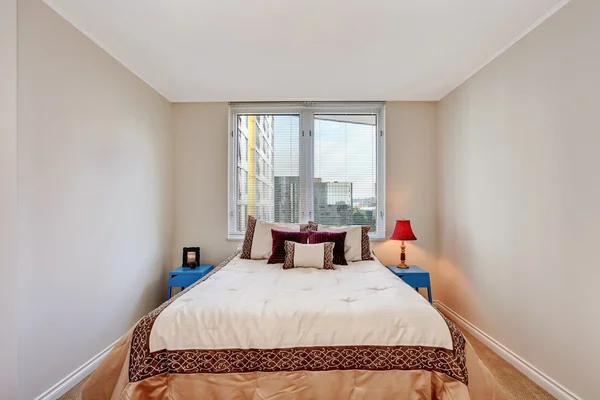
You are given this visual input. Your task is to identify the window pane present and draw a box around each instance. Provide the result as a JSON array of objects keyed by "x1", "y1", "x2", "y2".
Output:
[
  {"x1": 236, "y1": 114, "x2": 300, "y2": 230},
  {"x1": 313, "y1": 114, "x2": 377, "y2": 232}
]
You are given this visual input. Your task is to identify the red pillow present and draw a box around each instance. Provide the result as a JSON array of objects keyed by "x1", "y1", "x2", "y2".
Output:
[
  {"x1": 267, "y1": 229, "x2": 309, "y2": 264},
  {"x1": 308, "y1": 230, "x2": 347, "y2": 265}
]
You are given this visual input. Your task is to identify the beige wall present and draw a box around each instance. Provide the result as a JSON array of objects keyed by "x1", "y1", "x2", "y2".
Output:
[
  {"x1": 173, "y1": 103, "x2": 236, "y2": 265},
  {"x1": 372, "y1": 103, "x2": 438, "y2": 289},
  {"x1": 16, "y1": 1, "x2": 173, "y2": 398},
  {"x1": 436, "y1": 0, "x2": 599, "y2": 398},
  {"x1": 173, "y1": 102, "x2": 438, "y2": 286},
  {"x1": 0, "y1": 1, "x2": 18, "y2": 399}
]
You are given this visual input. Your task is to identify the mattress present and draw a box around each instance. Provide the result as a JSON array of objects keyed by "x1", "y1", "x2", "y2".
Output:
[{"x1": 151, "y1": 255, "x2": 451, "y2": 351}]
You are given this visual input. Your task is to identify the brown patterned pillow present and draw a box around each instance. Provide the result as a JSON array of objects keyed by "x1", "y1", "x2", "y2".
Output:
[
  {"x1": 360, "y1": 225, "x2": 372, "y2": 261},
  {"x1": 240, "y1": 215, "x2": 257, "y2": 259},
  {"x1": 300, "y1": 224, "x2": 310, "y2": 232},
  {"x1": 283, "y1": 241, "x2": 335, "y2": 270}
]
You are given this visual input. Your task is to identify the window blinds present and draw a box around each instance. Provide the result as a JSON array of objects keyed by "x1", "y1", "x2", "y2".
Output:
[
  {"x1": 228, "y1": 102, "x2": 385, "y2": 239},
  {"x1": 313, "y1": 114, "x2": 378, "y2": 232},
  {"x1": 233, "y1": 113, "x2": 301, "y2": 232}
]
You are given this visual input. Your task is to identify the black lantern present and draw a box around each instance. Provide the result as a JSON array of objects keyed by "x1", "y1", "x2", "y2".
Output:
[{"x1": 182, "y1": 247, "x2": 200, "y2": 269}]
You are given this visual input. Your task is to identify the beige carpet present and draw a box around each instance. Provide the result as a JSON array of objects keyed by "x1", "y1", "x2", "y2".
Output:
[
  {"x1": 60, "y1": 325, "x2": 555, "y2": 400},
  {"x1": 461, "y1": 329, "x2": 554, "y2": 400}
]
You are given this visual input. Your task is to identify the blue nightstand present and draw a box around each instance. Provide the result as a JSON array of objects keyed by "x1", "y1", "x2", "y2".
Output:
[
  {"x1": 386, "y1": 265, "x2": 432, "y2": 303},
  {"x1": 168, "y1": 264, "x2": 214, "y2": 299}
]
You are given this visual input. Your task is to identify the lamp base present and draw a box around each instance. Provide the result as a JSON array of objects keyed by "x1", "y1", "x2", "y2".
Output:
[{"x1": 397, "y1": 241, "x2": 409, "y2": 268}]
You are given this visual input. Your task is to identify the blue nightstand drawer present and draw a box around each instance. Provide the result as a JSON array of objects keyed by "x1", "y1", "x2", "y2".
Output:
[
  {"x1": 168, "y1": 264, "x2": 214, "y2": 299},
  {"x1": 169, "y1": 274, "x2": 201, "y2": 288},
  {"x1": 400, "y1": 274, "x2": 429, "y2": 288},
  {"x1": 386, "y1": 265, "x2": 432, "y2": 303}
]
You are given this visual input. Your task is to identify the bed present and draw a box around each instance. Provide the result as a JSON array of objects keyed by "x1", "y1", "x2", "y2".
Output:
[{"x1": 82, "y1": 252, "x2": 507, "y2": 399}]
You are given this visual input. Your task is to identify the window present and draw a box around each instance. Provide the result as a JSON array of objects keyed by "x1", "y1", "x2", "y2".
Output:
[{"x1": 228, "y1": 102, "x2": 385, "y2": 239}]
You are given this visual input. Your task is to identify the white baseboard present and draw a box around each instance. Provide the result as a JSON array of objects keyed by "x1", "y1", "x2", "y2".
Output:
[
  {"x1": 434, "y1": 301, "x2": 580, "y2": 400},
  {"x1": 34, "y1": 338, "x2": 119, "y2": 400}
]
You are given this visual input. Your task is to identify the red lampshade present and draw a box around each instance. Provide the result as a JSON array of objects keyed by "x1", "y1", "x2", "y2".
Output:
[{"x1": 390, "y1": 220, "x2": 417, "y2": 241}]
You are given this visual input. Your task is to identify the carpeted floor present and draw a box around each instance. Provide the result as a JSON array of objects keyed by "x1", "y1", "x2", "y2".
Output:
[
  {"x1": 460, "y1": 329, "x2": 554, "y2": 400},
  {"x1": 60, "y1": 324, "x2": 555, "y2": 400}
]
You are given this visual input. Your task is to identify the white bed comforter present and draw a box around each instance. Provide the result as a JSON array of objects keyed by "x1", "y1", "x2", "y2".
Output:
[{"x1": 150, "y1": 256, "x2": 452, "y2": 352}]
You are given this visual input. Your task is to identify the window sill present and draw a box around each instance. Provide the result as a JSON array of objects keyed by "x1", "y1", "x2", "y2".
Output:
[{"x1": 228, "y1": 235, "x2": 386, "y2": 241}]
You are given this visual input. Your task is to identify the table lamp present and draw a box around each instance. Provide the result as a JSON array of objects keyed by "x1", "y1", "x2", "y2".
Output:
[{"x1": 390, "y1": 219, "x2": 417, "y2": 269}]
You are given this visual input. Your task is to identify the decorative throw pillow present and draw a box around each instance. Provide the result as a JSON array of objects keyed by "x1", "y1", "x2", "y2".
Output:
[
  {"x1": 300, "y1": 224, "x2": 310, "y2": 232},
  {"x1": 310, "y1": 223, "x2": 371, "y2": 261},
  {"x1": 267, "y1": 229, "x2": 310, "y2": 264},
  {"x1": 240, "y1": 216, "x2": 303, "y2": 259},
  {"x1": 308, "y1": 230, "x2": 347, "y2": 265},
  {"x1": 283, "y1": 241, "x2": 335, "y2": 270}
]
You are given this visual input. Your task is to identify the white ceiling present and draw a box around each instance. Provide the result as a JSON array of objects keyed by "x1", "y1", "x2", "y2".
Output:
[{"x1": 44, "y1": 0, "x2": 567, "y2": 102}]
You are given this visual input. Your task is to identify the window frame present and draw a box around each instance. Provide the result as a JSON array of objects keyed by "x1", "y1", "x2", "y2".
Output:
[{"x1": 228, "y1": 102, "x2": 386, "y2": 240}]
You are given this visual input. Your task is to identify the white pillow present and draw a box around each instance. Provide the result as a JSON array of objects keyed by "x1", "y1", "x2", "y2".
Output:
[
  {"x1": 251, "y1": 220, "x2": 300, "y2": 259},
  {"x1": 295, "y1": 243, "x2": 327, "y2": 269},
  {"x1": 283, "y1": 241, "x2": 335, "y2": 270},
  {"x1": 316, "y1": 224, "x2": 363, "y2": 262},
  {"x1": 240, "y1": 216, "x2": 302, "y2": 260}
]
